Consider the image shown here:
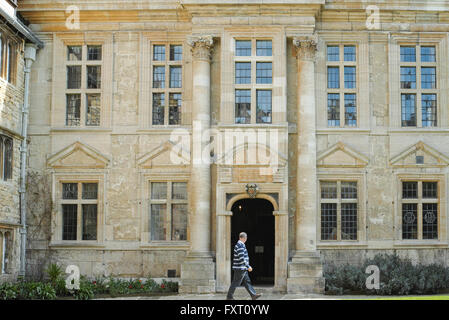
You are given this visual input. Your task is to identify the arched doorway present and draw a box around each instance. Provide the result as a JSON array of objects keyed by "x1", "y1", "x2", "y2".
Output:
[{"x1": 231, "y1": 198, "x2": 275, "y2": 285}]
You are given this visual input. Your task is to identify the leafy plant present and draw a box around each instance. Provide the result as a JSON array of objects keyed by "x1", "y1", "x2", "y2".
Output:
[
  {"x1": 72, "y1": 276, "x2": 94, "y2": 300},
  {"x1": 0, "y1": 282, "x2": 18, "y2": 300},
  {"x1": 324, "y1": 253, "x2": 449, "y2": 295}
]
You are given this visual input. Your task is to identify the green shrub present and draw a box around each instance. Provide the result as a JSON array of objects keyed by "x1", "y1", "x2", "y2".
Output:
[
  {"x1": 16, "y1": 281, "x2": 57, "y2": 300},
  {"x1": 324, "y1": 253, "x2": 449, "y2": 295},
  {"x1": 72, "y1": 276, "x2": 94, "y2": 300},
  {"x1": 45, "y1": 263, "x2": 68, "y2": 296},
  {"x1": 0, "y1": 282, "x2": 18, "y2": 300}
]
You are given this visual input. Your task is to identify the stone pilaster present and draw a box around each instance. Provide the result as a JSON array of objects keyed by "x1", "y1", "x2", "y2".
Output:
[
  {"x1": 179, "y1": 35, "x2": 216, "y2": 294},
  {"x1": 287, "y1": 35, "x2": 325, "y2": 294}
]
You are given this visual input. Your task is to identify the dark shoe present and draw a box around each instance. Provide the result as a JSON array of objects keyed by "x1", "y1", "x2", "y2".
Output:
[
  {"x1": 252, "y1": 294, "x2": 262, "y2": 300},
  {"x1": 226, "y1": 297, "x2": 234, "y2": 300}
]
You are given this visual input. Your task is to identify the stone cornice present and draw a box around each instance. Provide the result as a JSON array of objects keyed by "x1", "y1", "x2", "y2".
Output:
[
  {"x1": 292, "y1": 34, "x2": 318, "y2": 61},
  {"x1": 187, "y1": 35, "x2": 214, "y2": 61}
]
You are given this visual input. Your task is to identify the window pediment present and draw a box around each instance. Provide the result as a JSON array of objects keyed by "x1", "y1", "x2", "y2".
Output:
[
  {"x1": 390, "y1": 141, "x2": 449, "y2": 168},
  {"x1": 317, "y1": 142, "x2": 368, "y2": 168},
  {"x1": 137, "y1": 140, "x2": 190, "y2": 168},
  {"x1": 47, "y1": 141, "x2": 110, "y2": 169}
]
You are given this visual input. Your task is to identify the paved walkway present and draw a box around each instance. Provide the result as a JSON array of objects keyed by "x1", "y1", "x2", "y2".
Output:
[{"x1": 94, "y1": 287, "x2": 449, "y2": 300}]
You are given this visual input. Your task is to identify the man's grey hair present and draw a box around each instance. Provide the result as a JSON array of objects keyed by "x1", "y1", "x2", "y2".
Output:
[{"x1": 239, "y1": 232, "x2": 247, "y2": 239}]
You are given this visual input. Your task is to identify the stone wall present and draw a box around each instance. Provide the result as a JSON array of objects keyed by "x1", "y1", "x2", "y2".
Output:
[
  {"x1": 18, "y1": 1, "x2": 449, "y2": 286},
  {"x1": 0, "y1": 23, "x2": 26, "y2": 282}
]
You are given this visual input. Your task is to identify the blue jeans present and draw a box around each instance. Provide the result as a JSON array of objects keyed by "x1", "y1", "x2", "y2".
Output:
[{"x1": 226, "y1": 269, "x2": 257, "y2": 299}]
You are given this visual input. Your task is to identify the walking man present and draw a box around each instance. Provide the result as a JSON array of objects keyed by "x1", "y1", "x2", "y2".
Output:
[{"x1": 226, "y1": 232, "x2": 261, "y2": 300}]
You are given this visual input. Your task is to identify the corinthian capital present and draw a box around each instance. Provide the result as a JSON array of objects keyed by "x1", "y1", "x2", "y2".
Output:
[
  {"x1": 293, "y1": 34, "x2": 318, "y2": 61},
  {"x1": 187, "y1": 35, "x2": 214, "y2": 61}
]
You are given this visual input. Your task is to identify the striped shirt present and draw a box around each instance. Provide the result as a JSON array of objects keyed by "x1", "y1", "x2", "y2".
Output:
[{"x1": 232, "y1": 240, "x2": 251, "y2": 270}]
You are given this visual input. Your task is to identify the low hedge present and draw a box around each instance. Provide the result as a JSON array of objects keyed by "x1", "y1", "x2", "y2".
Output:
[
  {"x1": 0, "y1": 264, "x2": 178, "y2": 300},
  {"x1": 324, "y1": 253, "x2": 449, "y2": 295}
]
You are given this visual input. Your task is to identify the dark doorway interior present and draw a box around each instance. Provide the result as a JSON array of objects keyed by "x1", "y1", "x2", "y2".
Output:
[{"x1": 231, "y1": 198, "x2": 275, "y2": 285}]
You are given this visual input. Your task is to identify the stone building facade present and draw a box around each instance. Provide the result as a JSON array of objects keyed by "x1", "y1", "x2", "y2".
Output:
[
  {"x1": 17, "y1": 0, "x2": 449, "y2": 293},
  {"x1": 0, "y1": 0, "x2": 41, "y2": 282}
]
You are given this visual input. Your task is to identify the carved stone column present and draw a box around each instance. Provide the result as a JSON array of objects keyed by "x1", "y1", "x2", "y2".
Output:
[
  {"x1": 287, "y1": 35, "x2": 325, "y2": 294},
  {"x1": 179, "y1": 35, "x2": 216, "y2": 294}
]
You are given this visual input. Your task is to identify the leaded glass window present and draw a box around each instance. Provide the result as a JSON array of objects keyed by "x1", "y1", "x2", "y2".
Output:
[
  {"x1": 401, "y1": 94, "x2": 416, "y2": 127},
  {"x1": 153, "y1": 66, "x2": 165, "y2": 88},
  {"x1": 344, "y1": 66, "x2": 356, "y2": 89},
  {"x1": 62, "y1": 204, "x2": 77, "y2": 241},
  {"x1": 152, "y1": 93, "x2": 165, "y2": 125},
  {"x1": 65, "y1": 44, "x2": 103, "y2": 127},
  {"x1": 149, "y1": 181, "x2": 188, "y2": 242},
  {"x1": 235, "y1": 62, "x2": 251, "y2": 84},
  {"x1": 68, "y1": 46, "x2": 82, "y2": 61},
  {"x1": 256, "y1": 90, "x2": 272, "y2": 124},
  {"x1": 256, "y1": 62, "x2": 272, "y2": 84},
  {"x1": 169, "y1": 93, "x2": 181, "y2": 125},
  {"x1": 344, "y1": 45, "x2": 356, "y2": 62},
  {"x1": 235, "y1": 89, "x2": 251, "y2": 124},
  {"x1": 87, "y1": 45, "x2": 102, "y2": 61},
  {"x1": 86, "y1": 94, "x2": 101, "y2": 126},
  {"x1": 401, "y1": 181, "x2": 439, "y2": 240},
  {"x1": 399, "y1": 45, "x2": 438, "y2": 128},
  {"x1": 421, "y1": 46, "x2": 436, "y2": 62},
  {"x1": 62, "y1": 183, "x2": 78, "y2": 200},
  {"x1": 327, "y1": 67, "x2": 339, "y2": 89},
  {"x1": 422, "y1": 94, "x2": 437, "y2": 127},
  {"x1": 67, "y1": 66, "x2": 81, "y2": 89},
  {"x1": 256, "y1": 40, "x2": 272, "y2": 56},
  {"x1": 153, "y1": 45, "x2": 165, "y2": 61},
  {"x1": 87, "y1": 66, "x2": 101, "y2": 89},
  {"x1": 327, "y1": 46, "x2": 339, "y2": 62},
  {"x1": 169, "y1": 66, "x2": 182, "y2": 88},
  {"x1": 170, "y1": 45, "x2": 182, "y2": 61},
  {"x1": 82, "y1": 204, "x2": 97, "y2": 240},
  {"x1": 236, "y1": 40, "x2": 251, "y2": 56},
  {"x1": 421, "y1": 67, "x2": 436, "y2": 89},
  {"x1": 400, "y1": 67, "x2": 416, "y2": 89},
  {"x1": 321, "y1": 203, "x2": 337, "y2": 240},
  {"x1": 402, "y1": 203, "x2": 417, "y2": 240},
  {"x1": 344, "y1": 93, "x2": 357, "y2": 127},
  {"x1": 66, "y1": 94, "x2": 81, "y2": 126},
  {"x1": 2, "y1": 137, "x2": 12, "y2": 181},
  {"x1": 151, "y1": 43, "x2": 183, "y2": 126},
  {"x1": 400, "y1": 46, "x2": 416, "y2": 62},
  {"x1": 320, "y1": 181, "x2": 358, "y2": 241},
  {"x1": 61, "y1": 182, "x2": 98, "y2": 241},
  {"x1": 327, "y1": 93, "x2": 340, "y2": 127},
  {"x1": 341, "y1": 203, "x2": 357, "y2": 240}
]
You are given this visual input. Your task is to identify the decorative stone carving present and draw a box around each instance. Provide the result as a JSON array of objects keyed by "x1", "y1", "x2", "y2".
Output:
[
  {"x1": 245, "y1": 183, "x2": 259, "y2": 198},
  {"x1": 187, "y1": 35, "x2": 214, "y2": 61},
  {"x1": 293, "y1": 34, "x2": 318, "y2": 61}
]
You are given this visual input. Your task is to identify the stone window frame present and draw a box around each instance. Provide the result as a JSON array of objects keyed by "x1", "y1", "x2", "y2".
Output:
[
  {"x1": 139, "y1": 32, "x2": 191, "y2": 129},
  {"x1": 50, "y1": 173, "x2": 105, "y2": 246},
  {"x1": 0, "y1": 134, "x2": 13, "y2": 182},
  {"x1": 394, "y1": 174, "x2": 446, "y2": 246},
  {"x1": 52, "y1": 33, "x2": 113, "y2": 130},
  {"x1": 316, "y1": 33, "x2": 369, "y2": 131},
  {"x1": 149, "y1": 42, "x2": 185, "y2": 126},
  {"x1": 220, "y1": 29, "x2": 285, "y2": 125},
  {"x1": 0, "y1": 30, "x2": 19, "y2": 85},
  {"x1": 398, "y1": 44, "x2": 439, "y2": 128},
  {"x1": 233, "y1": 38, "x2": 273, "y2": 124},
  {"x1": 65, "y1": 44, "x2": 103, "y2": 127},
  {"x1": 140, "y1": 172, "x2": 190, "y2": 248},
  {"x1": 0, "y1": 227, "x2": 13, "y2": 274},
  {"x1": 389, "y1": 33, "x2": 448, "y2": 129},
  {"x1": 316, "y1": 173, "x2": 366, "y2": 247},
  {"x1": 325, "y1": 44, "x2": 358, "y2": 128}
]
